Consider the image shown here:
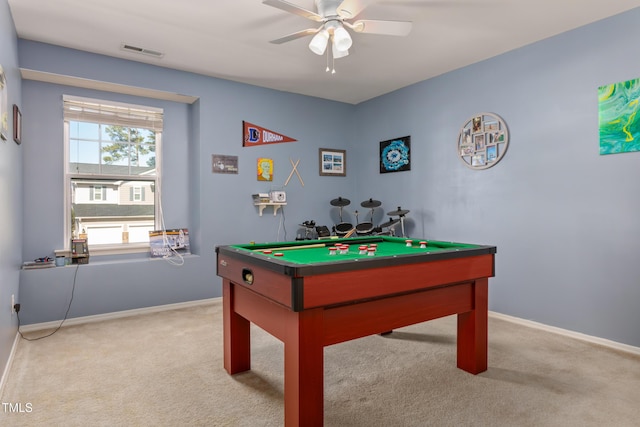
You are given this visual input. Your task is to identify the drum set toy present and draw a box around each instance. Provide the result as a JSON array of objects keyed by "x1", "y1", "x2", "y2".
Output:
[
  {"x1": 329, "y1": 196, "x2": 410, "y2": 238},
  {"x1": 297, "y1": 197, "x2": 411, "y2": 240}
]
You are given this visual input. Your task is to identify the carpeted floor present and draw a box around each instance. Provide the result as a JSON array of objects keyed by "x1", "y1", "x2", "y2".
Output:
[{"x1": 1, "y1": 300, "x2": 639, "y2": 426}]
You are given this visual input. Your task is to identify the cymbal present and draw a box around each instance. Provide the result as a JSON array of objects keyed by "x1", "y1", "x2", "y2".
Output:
[
  {"x1": 330, "y1": 197, "x2": 351, "y2": 207},
  {"x1": 387, "y1": 207, "x2": 410, "y2": 216},
  {"x1": 361, "y1": 198, "x2": 382, "y2": 208},
  {"x1": 379, "y1": 218, "x2": 400, "y2": 228}
]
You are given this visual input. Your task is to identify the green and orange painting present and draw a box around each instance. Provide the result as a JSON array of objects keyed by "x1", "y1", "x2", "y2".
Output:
[{"x1": 599, "y1": 78, "x2": 640, "y2": 155}]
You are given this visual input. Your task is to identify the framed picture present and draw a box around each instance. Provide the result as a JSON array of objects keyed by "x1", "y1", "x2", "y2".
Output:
[
  {"x1": 599, "y1": 77, "x2": 640, "y2": 155},
  {"x1": 319, "y1": 148, "x2": 346, "y2": 176},
  {"x1": 380, "y1": 136, "x2": 411, "y2": 173},
  {"x1": 211, "y1": 154, "x2": 238, "y2": 174},
  {"x1": 13, "y1": 104, "x2": 21, "y2": 145},
  {"x1": 257, "y1": 157, "x2": 273, "y2": 181}
]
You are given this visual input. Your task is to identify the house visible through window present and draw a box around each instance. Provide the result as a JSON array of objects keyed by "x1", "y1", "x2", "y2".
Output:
[
  {"x1": 92, "y1": 185, "x2": 106, "y2": 201},
  {"x1": 64, "y1": 96, "x2": 162, "y2": 249},
  {"x1": 132, "y1": 186, "x2": 142, "y2": 202}
]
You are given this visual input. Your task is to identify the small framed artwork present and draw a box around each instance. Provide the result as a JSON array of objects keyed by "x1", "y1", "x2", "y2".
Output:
[
  {"x1": 211, "y1": 154, "x2": 238, "y2": 174},
  {"x1": 257, "y1": 158, "x2": 273, "y2": 181},
  {"x1": 13, "y1": 104, "x2": 21, "y2": 145},
  {"x1": 319, "y1": 148, "x2": 346, "y2": 177},
  {"x1": 380, "y1": 136, "x2": 411, "y2": 173}
]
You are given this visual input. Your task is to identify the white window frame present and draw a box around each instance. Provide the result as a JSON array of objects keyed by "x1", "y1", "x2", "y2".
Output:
[{"x1": 63, "y1": 95, "x2": 163, "y2": 255}]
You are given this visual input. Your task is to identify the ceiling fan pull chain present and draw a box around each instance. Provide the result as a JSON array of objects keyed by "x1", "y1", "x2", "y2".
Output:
[{"x1": 326, "y1": 46, "x2": 330, "y2": 72}]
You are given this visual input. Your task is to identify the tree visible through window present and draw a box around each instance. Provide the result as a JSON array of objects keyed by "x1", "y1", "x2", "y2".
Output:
[{"x1": 64, "y1": 96, "x2": 162, "y2": 249}]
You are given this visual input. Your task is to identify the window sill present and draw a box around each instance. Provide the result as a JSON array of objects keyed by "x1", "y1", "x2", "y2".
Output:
[
  {"x1": 91, "y1": 243, "x2": 151, "y2": 256},
  {"x1": 22, "y1": 253, "x2": 199, "y2": 270},
  {"x1": 55, "y1": 243, "x2": 150, "y2": 258}
]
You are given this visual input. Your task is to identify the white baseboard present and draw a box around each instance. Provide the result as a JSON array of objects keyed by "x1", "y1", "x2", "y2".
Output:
[
  {"x1": 13, "y1": 300, "x2": 639, "y2": 357},
  {"x1": 18, "y1": 297, "x2": 221, "y2": 333},
  {"x1": 489, "y1": 311, "x2": 640, "y2": 356},
  {"x1": 0, "y1": 331, "x2": 20, "y2": 398}
]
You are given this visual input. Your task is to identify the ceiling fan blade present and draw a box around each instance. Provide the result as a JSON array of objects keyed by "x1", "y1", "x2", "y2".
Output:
[
  {"x1": 262, "y1": 0, "x2": 324, "y2": 22},
  {"x1": 336, "y1": 0, "x2": 378, "y2": 19},
  {"x1": 348, "y1": 19, "x2": 412, "y2": 36},
  {"x1": 269, "y1": 28, "x2": 321, "y2": 44}
]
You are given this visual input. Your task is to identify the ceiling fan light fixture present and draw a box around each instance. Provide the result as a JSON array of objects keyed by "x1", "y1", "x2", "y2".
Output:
[
  {"x1": 309, "y1": 29, "x2": 329, "y2": 55},
  {"x1": 332, "y1": 25, "x2": 352, "y2": 52},
  {"x1": 332, "y1": 40, "x2": 349, "y2": 59}
]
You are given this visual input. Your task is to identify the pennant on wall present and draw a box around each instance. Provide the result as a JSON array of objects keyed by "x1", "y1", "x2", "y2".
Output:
[{"x1": 243, "y1": 121, "x2": 297, "y2": 147}]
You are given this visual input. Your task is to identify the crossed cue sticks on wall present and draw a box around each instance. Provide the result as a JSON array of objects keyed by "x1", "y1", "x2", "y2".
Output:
[{"x1": 285, "y1": 158, "x2": 304, "y2": 187}]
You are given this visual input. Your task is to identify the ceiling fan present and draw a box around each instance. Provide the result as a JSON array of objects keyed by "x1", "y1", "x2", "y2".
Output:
[{"x1": 263, "y1": 0, "x2": 412, "y2": 61}]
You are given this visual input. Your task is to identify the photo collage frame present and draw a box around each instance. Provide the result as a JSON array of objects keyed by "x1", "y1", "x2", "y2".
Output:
[{"x1": 457, "y1": 113, "x2": 509, "y2": 170}]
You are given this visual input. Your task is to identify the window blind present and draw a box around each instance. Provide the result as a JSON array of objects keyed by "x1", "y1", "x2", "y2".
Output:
[{"x1": 63, "y1": 96, "x2": 163, "y2": 131}]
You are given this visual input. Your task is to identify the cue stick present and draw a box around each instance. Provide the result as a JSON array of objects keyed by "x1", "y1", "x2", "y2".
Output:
[
  {"x1": 255, "y1": 243, "x2": 327, "y2": 252},
  {"x1": 254, "y1": 235, "x2": 383, "y2": 252}
]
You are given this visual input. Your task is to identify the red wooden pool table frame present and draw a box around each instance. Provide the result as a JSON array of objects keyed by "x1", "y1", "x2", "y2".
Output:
[{"x1": 217, "y1": 241, "x2": 496, "y2": 426}]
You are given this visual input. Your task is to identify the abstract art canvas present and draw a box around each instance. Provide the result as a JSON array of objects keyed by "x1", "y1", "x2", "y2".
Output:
[
  {"x1": 599, "y1": 77, "x2": 640, "y2": 155},
  {"x1": 380, "y1": 136, "x2": 411, "y2": 173}
]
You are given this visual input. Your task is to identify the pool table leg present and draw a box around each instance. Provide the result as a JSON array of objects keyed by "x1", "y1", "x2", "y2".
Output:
[
  {"x1": 457, "y1": 278, "x2": 488, "y2": 374},
  {"x1": 223, "y1": 280, "x2": 251, "y2": 374},
  {"x1": 284, "y1": 308, "x2": 324, "y2": 427}
]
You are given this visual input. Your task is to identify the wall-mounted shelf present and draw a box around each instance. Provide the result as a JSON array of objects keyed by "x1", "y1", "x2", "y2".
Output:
[{"x1": 254, "y1": 202, "x2": 286, "y2": 216}]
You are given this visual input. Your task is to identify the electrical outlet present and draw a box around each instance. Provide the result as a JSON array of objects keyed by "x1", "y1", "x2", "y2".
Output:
[{"x1": 11, "y1": 294, "x2": 15, "y2": 314}]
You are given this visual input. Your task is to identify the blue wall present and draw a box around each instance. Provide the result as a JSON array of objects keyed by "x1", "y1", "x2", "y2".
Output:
[
  {"x1": 352, "y1": 10, "x2": 640, "y2": 347},
  {"x1": 16, "y1": 40, "x2": 357, "y2": 325},
  {"x1": 0, "y1": 0, "x2": 22, "y2": 381},
  {"x1": 2, "y1": 3, "x2": 640, "y2": 386}
]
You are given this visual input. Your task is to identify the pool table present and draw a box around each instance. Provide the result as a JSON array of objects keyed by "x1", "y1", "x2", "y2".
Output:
[{"x1": 216, "y1": 236, "x2": 496, "y2": 426}]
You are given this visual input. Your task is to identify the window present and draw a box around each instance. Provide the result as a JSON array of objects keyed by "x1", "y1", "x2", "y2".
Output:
[
  {"x1": 132, "y1": 186, "x2": 142, "y2": 202},
  {"x1": 92, "y1": 185, "x2": 106, "y2": 201},
  {"x1": 64, "y1": 96, "x2": 162, "y2": 252}
]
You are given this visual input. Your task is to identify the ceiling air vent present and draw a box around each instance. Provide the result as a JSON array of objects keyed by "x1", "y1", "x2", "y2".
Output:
[{"x1": 120, "y1": 43, "x2": 164, "y2": 58}]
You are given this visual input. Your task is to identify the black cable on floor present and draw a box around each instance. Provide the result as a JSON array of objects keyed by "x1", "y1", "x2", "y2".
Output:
[{"x1": 17, "y1": 263, "x2": 80, "y2": 341}]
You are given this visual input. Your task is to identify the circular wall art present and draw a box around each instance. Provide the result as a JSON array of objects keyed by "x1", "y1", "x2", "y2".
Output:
[{"x1": 457, "y1": 113, "x2": 509, "y2": 170}]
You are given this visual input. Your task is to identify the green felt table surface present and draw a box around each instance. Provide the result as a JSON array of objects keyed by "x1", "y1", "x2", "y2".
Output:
[{"x1": 229, "y1": 235, "x2": 484, "y2": 265}]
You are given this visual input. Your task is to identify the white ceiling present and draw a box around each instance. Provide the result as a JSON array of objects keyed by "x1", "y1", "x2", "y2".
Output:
[{"x1": 8, "y1": 0, "x2": 640, "y2": 104}]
